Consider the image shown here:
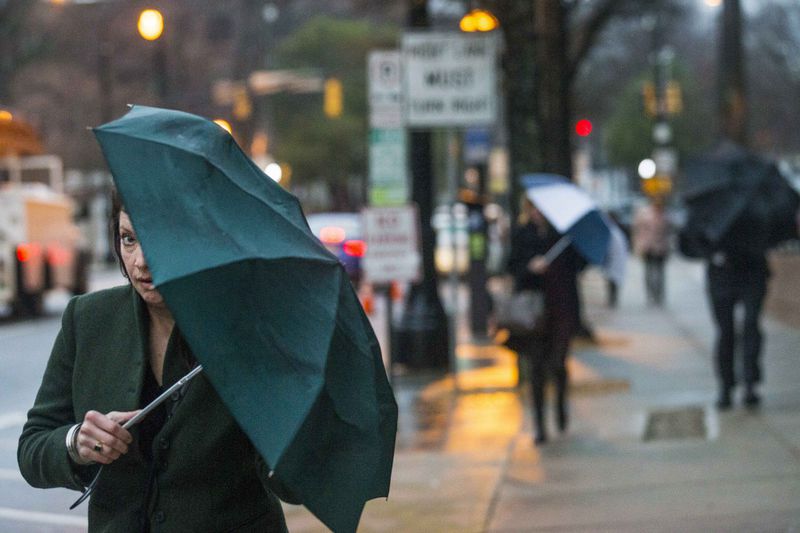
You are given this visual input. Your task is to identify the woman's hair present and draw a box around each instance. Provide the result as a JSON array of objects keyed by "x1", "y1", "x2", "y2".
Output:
[
  {"x1": 518, "y1": 197, "x2": 535, "y2": 226},
  {"x1": 109, "y1": 188, "x2": 129, "y2": 279}
]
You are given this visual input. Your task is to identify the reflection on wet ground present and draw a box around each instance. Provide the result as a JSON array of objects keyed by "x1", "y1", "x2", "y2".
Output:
[
  {"x1": 395, "y1": 382, "x2": 524, "y2": 453},
  {"x1": 393, "y1": 337, "x2": 633, "y2": 453},
  {"x1": 394, "y1": 344, "x2": 524, "y2": 453},
  {"x1": 395, "y1": 380, "x2": 456, "y2": 452}
]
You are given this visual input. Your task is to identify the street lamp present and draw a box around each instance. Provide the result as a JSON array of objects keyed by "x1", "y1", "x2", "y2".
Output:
[
  {"x1": 137, "y1": 9, "x2": 164, "y2": 41},
  {"x1": 137, "y1": 8, "x2": 168, "y2": 103},
  {"x1": 459, "y1": 8, "x2": 499, "y2": 32},
  {"x1": 638, "y1": 158, "x2": 657, "y2": 180},
  {"x1": 264, "y1": 162, "x2": 282, "y2": 182}
]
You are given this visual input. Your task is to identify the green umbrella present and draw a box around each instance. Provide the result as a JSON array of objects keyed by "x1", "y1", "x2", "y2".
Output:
[{"x1": 93, "y1": 105, "x2": 397, "y2": 533}]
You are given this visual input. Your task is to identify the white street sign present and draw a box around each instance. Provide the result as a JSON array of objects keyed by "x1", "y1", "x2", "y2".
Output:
[
  {"x1": 402, "y1": 32, "x2": 497, "y2": 127},
  {"x1": 368, "y1": 51, "x2": 403, "y2": 129},
  {"x1": 363, "y1": 206, "x2": 421, "y2": 284}
]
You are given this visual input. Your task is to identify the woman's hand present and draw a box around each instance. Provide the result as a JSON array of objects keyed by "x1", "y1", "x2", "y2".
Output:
[
  {"x1": 77, "y1": 410, "x2": 139, "y2": 465},
  {"x1": 527, "y1": 255, "x2": 549, "y2": 274}
]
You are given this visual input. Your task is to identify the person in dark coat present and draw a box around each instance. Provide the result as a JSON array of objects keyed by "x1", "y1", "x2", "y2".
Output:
[
  {"x1": 680, "y1": 142, "x2": 800, "y2": 411},
  {"x1": 506, "y1": 199, "x2": 582, "y2": 444},
  {"x1": 18, "y1": 191, "x2": 298, "y2": 532},
  {"x1": 705, "y1": 203, "x2": 771, "y2": 410}
]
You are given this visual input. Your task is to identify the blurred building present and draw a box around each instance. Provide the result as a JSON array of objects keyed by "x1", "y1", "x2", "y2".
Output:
[{"x1": 3, "y1": 0, "x2": 404, "y2": 171}]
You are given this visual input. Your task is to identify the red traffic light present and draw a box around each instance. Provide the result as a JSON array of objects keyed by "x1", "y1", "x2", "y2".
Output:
[{"x1": 575, "y1": 119, "x2": 592, "y2": 137}]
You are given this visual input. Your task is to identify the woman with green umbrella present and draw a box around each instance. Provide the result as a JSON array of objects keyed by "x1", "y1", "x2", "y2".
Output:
[
  {"x1": 18, "y1": 190, "x2": 299, "y2": 531},
  {"x1": 19, "y1": 106, "x2": 397, "y2": 533}
]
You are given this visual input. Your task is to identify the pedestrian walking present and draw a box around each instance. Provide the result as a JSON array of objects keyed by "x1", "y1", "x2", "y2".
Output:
[
  {"x1": 632, "y1": 197, "x2": 672, "y2": 306},
  {"x1": 679, "y1": 141, "x2": 800, "y2": 410},
  {"x1": 505, "y1": 198, "x2": 582, "y2": 444},
  {"x1": 705, "y1": 239, "x2": 769, "y2": 410},
  {"x1": 18, "y1": 191, "x2": 299, "y2": 531}
]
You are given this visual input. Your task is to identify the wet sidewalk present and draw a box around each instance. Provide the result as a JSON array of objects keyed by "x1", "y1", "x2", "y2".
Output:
[{"x1": 283, "y1": 256, "x2": 800, "y2": 532}]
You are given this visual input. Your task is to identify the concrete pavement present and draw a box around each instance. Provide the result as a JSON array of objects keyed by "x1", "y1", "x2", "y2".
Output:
[{"x1": 283, "y1": 254, "x2": 800, "y2": 531}]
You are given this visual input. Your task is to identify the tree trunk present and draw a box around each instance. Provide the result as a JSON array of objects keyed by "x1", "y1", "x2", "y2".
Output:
[
  {"x1": 535, "y1": 0, "x2": 572, "y2": 179},
  {"x1": 488, "y1": 0, "x2": 539, "y2": 221},
  {"x1": 718, "y1": 0, "x2": 747, "y2": 145}
]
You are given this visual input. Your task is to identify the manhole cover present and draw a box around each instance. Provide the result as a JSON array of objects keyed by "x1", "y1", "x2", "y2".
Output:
[{"x1": 643, "y1": 406, "x2": 707, "y2": 441}]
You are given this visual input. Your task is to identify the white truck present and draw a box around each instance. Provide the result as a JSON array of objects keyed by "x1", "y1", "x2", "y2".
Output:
[{"x1": 0, "y1": 155, "x2": 89, "y2": 316}]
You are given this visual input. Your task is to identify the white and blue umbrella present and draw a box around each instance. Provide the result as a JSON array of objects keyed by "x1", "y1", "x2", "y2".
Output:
[{"x1": 522, "y1": 173, "x2": 628, "y2": 285}]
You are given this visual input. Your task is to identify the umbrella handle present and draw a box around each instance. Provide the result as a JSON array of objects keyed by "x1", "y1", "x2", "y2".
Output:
[
  {"x1": 69, "y1": 365, "x2": 204, "y2": 509},
  {"x1": 543, "y1": 235, "x2": 572, "y2": 264},
  {"x1": 122, "y1": 365, "x2": 203, "y2": 429}
]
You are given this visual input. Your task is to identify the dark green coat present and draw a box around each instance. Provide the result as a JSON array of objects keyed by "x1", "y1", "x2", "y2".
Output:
[{"x1": 18, "y1": 285, "x2": 295, "y2": 532}]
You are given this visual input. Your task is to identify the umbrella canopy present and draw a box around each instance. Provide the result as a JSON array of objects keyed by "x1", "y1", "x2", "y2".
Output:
[
  {"x1": 680, "y1": 141, "x2": 799, "y2": 257},
  {"x1": 521, "y1": 173, "x2": 628, "y2": 282},
  {"x1": 94, "y1": 105, "x2": 397, "y2": 533}
]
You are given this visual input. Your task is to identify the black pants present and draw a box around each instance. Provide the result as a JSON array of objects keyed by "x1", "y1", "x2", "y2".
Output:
[
  {"x1": 643, "y1": 253, "x2": 666, "y2": 305},
  {"x1": 708, "y1": 269, "x2": 767, "y2": 389},
  {"x1": 525, "y1": 313, "x2": 573, "y2": 435}
]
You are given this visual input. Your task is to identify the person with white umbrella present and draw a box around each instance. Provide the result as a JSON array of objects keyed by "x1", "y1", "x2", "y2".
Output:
[
  {"x1": 505, "y1": 174, "x2": 629, "y2": 444},
  {"x1": 506, "y1": 197, "x2": 583, "y2": 445}
]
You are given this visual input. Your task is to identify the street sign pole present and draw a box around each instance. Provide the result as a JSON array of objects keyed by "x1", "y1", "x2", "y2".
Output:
[
  {"x1": 392, "y1": 3, "x2": 450, "y2": 372},
  {"x1": 445, "y1": 127, "x2": 460, "y2": 390},
  {"x1": 399, "y1": 30, "x2": 498, "y2": 373}
]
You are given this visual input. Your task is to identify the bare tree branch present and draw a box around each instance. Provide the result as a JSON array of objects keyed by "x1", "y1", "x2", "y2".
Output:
[{"x1": 566, "y1": 0, "x2": 617, "y2": 85}]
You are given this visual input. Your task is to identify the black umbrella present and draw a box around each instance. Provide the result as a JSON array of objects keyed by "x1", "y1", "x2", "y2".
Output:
[{"x1": 679, "y1": 141, "x2": 799, "y2": 258}]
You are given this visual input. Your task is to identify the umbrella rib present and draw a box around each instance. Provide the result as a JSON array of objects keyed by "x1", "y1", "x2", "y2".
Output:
[
  {"x1": 156, "y1": 255, "x2": 339, "y2": 288},
  {"x1": 94, "y1": 128, "x2": 314, "y2": 238}
]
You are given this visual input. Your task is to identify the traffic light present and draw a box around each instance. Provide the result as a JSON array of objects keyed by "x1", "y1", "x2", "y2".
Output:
[
  {"x1": 666, "y1": 81, "x2": 683, "y2": 115},
  {"x1": 642, "y1": 82, "x2": 657, "y2": 118},
  {"x1": 323, "y1": 78, "x2": 343, "y2": 118},
  {"x1": 232, "y1": 87, "x2": 252, "y2": 121},
  {"x1": 641, "y1": 175, "x2": 672, "y2": 197},
  {"x1": 575, "y1": 119, "x2": 592, "y2": 137}
]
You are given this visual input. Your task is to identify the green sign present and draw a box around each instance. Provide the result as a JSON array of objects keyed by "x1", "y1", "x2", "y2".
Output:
[{"x1": 368, "y1": 128, "x2": 408, "y2": 206}]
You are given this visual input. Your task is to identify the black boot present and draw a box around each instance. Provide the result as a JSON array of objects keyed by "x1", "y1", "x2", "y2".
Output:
[
  {"x1": 555, "y1": 369, "x2": 569, "y2": 433},
  {"x1": 532, "y1": 379, "x2": 548, "y2": 445},
  {"x1": 744, "y1": 384, "x2": 761, "y2": 408},
  {"x1": 556, "y1": 394, "x2": 569, "y2": 433},
  {"x1": 716, "y1": 386, "x2": 732, "y2": 411}
]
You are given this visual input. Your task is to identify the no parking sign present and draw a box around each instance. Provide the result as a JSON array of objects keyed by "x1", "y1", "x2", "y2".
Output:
[{"x1": 362, "y1": 206, "x2": 421, "y2": 284}]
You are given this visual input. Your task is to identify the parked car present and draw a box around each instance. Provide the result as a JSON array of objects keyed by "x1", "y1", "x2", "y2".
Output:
[{"x1": 306, "y1": 212, "x2": 365, "y2": 284}]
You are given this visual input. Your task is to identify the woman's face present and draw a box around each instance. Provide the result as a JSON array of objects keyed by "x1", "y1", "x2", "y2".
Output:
[
  {"x1": 119, "y1": 211, "x2": 166, "y2": 308},
  {"x1": 526, "y1": 201, "x2": 547, "y2": 226}
]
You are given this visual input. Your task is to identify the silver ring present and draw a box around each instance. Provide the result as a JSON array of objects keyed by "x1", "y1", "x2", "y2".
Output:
[{"x1": 93, "y1": 441, "x2": 104, "y2": 453}]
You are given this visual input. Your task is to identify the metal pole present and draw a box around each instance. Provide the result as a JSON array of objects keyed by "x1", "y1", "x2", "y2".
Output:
[
  {"x1": 446, "y1": 128, "x2": 460, "y2": 389},
  {"x1": 395, "y1": 0, "x2": 450, "y2": 371}
]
